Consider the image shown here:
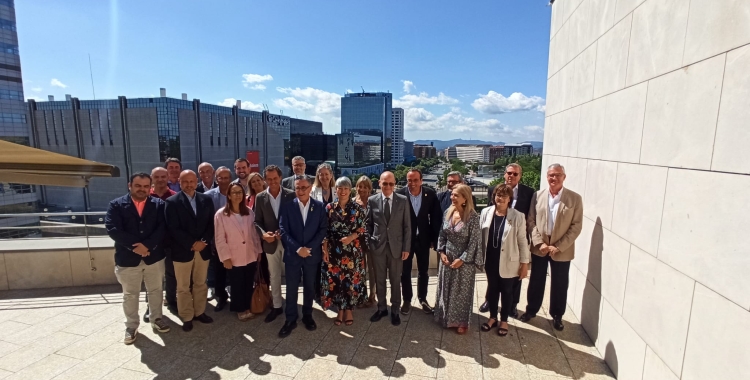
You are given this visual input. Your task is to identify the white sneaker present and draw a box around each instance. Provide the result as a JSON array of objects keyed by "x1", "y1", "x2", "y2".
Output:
[{"x1": 124, "y1": 328, "x2": 137, "y2": 345}]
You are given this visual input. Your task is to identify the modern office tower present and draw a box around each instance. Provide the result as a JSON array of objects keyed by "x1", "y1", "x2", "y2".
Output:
[
  {"x1": 502, "y1": 143, "x2": 533, "y2": 156},
  {"x1": 289, "y1": 132, "x2": 337, "y2": 175},
  {"x1": 340, "y1": 91, "x2": 392, "y2": 169},
  {"x1": 403, "y1": 140, "x2": 415, "y2": 162},
  {"x1": 25, "y1": 92, "x2": 318, "y2": 211},
  {"x1": 0, "y1": 0, "x2": 36, "y2": 237},
  {"x1": 452, "y1": 144, "x2": 492, "y2": 162},
  {"x1": 390, "y1": 108, "x2": 404, "y2": 166}
]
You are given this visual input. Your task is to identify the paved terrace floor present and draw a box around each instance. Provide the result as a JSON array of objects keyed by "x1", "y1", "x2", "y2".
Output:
[{"x1": 0, "y1": 272, "x2": 614, "y2": 380}]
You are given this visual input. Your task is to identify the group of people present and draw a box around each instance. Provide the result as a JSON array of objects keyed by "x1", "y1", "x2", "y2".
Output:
[{"x1": 105, "y1": 154, "x2": 582, "y2": 344}]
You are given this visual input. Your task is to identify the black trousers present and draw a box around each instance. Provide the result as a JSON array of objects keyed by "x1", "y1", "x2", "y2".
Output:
[
  {"x1": 402, "y1": 240, "x2": 431, "y2": 303},
  {"x1": 486, "y1": 273, "x2": 519, "y2": 322},
  {"x1": 526, "y1": 254, "x2": 570, "y2": 318},
  {"x1": 228, "y1": 262, "x2": 257, "y2": 313},
  {"x1": 285, "y1": 260, "x2": 319, "y2": 322},
  {"x1": 164, "y1": 255, "x2": 177, "y2": 306},
  {"x1": 208, "y1": 253, "x2": 229, "y2": 302}
]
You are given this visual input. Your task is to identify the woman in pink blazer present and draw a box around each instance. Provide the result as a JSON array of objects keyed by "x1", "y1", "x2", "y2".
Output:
[{"x1": 214, "y1": 183, "x2": 263, "y2": 321}]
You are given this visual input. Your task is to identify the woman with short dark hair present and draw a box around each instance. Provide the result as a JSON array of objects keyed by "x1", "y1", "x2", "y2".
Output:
[{"x1": 479, "y1": 184, "x2": 530, "y2": 336}]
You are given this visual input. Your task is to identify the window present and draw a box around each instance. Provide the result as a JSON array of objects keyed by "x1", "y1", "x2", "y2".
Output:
[
  {"x1": 0, "y1": 0, "x2": 14, "y2": 8},
  {"x1": 0, "y1": 112, "x2": 25, "y2": 123},
  {"x1": 0, "y1": 18, "x2": 15, "y2": 31},
  {"x1": 0, "y1": 42, "x2": 18, "y2": 55},
  {"x1": 41, "y1": 111, "x2": 50, "y2": 145},
  {"x1": 49, "y1": 110, "x2": 59, "y2": 145},
  {"x1": 106, "y1": 109, "x2": 113, "y2": 145},
  {"x1": 59, "y1": 110, "x2": 68, "y2": 145},
  {"x1": 209, "y1": 113, "x2": 213, "y2": 146},
  {"x1": 0, "y1": 89, "x2": 21, "y2": 100},
  {"x1": 87, "y1": 110, "x2": 95, "y2": 145}
]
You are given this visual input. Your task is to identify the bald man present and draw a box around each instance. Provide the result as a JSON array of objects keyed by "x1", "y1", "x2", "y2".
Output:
[{"x1": 165, "y1": 170, "x2": 216, "y2": 332}]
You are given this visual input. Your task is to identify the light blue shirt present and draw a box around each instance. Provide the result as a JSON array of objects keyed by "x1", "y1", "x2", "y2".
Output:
[
  {"x1": 204, "y1": 187, "x2": 227, "y2": 212},
  {"x1": 168, "y1": 180, "x2": 181, "y2": 192},
  {"x1": 408, "y1": 188, "x2": 422, "y2": 235},
  {"x1": 185, "y1": 191, "x2": 197, "y2": 215}
]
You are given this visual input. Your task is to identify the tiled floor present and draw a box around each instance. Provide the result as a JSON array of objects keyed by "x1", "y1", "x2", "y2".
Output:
[{"x1": 0, "y1": 273, "x2": 614, "y2": 379}]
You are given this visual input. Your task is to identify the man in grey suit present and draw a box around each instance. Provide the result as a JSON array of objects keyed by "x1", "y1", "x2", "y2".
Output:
[
  {"x1": 255, "y1": 164, "x2": 296, "y2": 323},
  {"x1": 367, "y1": 171, "x2": 412, "y2": 326},
  {"x1": 281, "y1": 156, "x2": 310, "y2": 190}
]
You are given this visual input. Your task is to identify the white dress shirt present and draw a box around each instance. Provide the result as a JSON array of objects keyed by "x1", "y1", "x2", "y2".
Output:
[
  {"x1": 266, "y1": 188, "x2": 282, "y2": 219},
  {"x1": 299, "y1": 198, "x2": 311, "y2": 225},
  {"x1": 547, "y1": 188, "x2": 563, "y2": 233}
]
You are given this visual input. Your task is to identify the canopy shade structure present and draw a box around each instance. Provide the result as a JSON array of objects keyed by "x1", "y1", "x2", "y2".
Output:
[{"x1": 0, "y1": 140, "x2": 120, "y2": 187}]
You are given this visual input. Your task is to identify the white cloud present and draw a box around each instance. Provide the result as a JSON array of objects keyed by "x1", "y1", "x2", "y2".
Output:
[
  {"x1": 25, "y1": 95, "x2": 44, "y2": 101},
  {"x1": 393, "y1": 91, "x2": 459, "y2": 108},
  {"x1": 242, "y1": 74, "x2": 273, "y2": 89},
  {"x1": 403, "y1": 108, "x2": 545, "y2": 141},
  {"x1": 401, "y1": 80, "x2": 415, "y2": 93},
  {"x1": 471, "y1": 91, "x2": 546, "y2": 114},
  {"x1": 50, "y1": 78, "x2": 67, "y2": 88},
  {"x1": 274, "y1": 97, "x2": 314, "y2": 111},
  {"x1": 217, "y1": 98, "x2": 263, "y2": 111},
  {"x1": 275, "y1": 87, "x2": 341, "y2": 115},
  {"x1": 31, "y1": 87, "x2": 42, "y2": 92}
]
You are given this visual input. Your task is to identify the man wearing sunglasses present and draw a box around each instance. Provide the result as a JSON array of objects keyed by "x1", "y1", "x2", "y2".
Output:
[{"x1": 479, "y1": 163, "x2": 535, "y2": 317}]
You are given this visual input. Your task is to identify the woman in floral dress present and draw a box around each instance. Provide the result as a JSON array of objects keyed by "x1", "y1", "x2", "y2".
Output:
[
  {"x1": 321, "y1": 177, "x2": 368, "y2": 325},
  {"x1": 434, "y1": 184, "x2": 483, "y2": 334}
]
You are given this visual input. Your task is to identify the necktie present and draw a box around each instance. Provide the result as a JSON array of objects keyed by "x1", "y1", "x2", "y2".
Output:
[{"x1": 384, "y1": 197, "x2": 391, "y2": 224}]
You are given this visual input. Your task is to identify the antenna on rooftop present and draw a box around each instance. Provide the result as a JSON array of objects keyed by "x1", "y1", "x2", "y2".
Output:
[
  {"x1": 361, "y1": 86, "x2": 365, "y2": 93},
  {"x1": 88, "y1": 53, "x2": 96, "y2": 100}
]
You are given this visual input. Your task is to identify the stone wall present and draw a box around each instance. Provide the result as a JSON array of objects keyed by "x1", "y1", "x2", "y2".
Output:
[{"x1": 544, "y1": 1, "x2": 750, "y2": 379}]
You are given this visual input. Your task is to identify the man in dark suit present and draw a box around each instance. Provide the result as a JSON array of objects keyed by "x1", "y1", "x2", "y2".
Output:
[
  {"x1": 281, "y1": 156, "x2": 310, "y2": 190},
  {"x1": 438, "y1": 171, "x2": 477, "y2": 213},
  {"x1": 368, "y1": 171, "x2": 412, "y2": 326},
  {"x1": 196, "y1": 162, "x2": 218, "y2": 193},
  {"x1": 164, "y1": 170, "x2": 216, "y2": 332},
  {"x1": 255, "y1": 164, "x2": 296, "y2": 323},
  {"x1": 479, "y1": 163, "x2": 535, "y2": 317},
  {"x1": 105, "y1": 172, "x2": 171, "y2": 345},
  {"x1": 277, "y1": 176, "x2": 328, "y2": 337},
  {"x1": 396, "y1": 168, "x2": 442, "y2": 315}
]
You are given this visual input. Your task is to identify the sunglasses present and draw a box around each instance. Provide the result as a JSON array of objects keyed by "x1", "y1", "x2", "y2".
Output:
[
  {"x1": 505, "y1": 172, "x2": 520, "y2": 177},
  {"x1": 380, "y1": 182, "x2": 396, "y2": 187}
]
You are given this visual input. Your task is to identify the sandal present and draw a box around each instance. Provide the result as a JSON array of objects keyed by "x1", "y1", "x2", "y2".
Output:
[
  {"x1": 481, "y1": 319, "x2": 497, "y2": 332},
  {"x1": 457, "y1": 327, "x2": 467, "y2": 335},
  {"x1": 345, "y1": 320, "x2": 354, "y2": 326},
  {"x1": 498, "y1": 322, "x2": 509, "y2": 337},
  {"x1": 333, "y1": 318, "x2": 343, "y2": 326}
]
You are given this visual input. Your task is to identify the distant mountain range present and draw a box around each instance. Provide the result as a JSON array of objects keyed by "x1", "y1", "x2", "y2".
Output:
[{"x1": 412, "y1": 139, "x2": 543, "y2": 151}]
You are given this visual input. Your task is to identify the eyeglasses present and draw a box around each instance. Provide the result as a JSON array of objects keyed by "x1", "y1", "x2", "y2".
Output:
[
  {"x1": 381, "y1": 182, "x2": 396, "y2": 187},
  {"x1": 505, "y1": 172, "x2": 520, "y2": 177},
  {"x1": 295, "y1": 186, "x2": 310, "y2": 191}
]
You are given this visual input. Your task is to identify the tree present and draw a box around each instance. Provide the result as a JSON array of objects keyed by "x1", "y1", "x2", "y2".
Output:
[{"x1": 490, "y1": 154, "x2": 543, "y2": 190}]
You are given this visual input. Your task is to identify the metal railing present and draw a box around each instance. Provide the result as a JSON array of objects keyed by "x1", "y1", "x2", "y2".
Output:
[{"x1": 0, "y1": 211, "x2": 109, "y2": 271}]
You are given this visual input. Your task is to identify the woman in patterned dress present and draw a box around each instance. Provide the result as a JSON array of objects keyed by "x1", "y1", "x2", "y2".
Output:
[
  {"x1": 321, "y1": 177, "x2": 368, "y2": 325},
  {"x1": 353, "y1": 176, "x2": 376, "y2": 307},
  {"x1": 434, "y1": 184, "x2": 483, "y2": 334}
]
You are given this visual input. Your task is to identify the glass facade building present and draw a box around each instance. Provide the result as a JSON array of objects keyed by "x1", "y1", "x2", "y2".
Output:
[
  {"x1": 341, "y1": 92, "x2": 392, "y2": 164},
  {"x1": 0, "y1": 0, "x2": 37, "y2": 237}
]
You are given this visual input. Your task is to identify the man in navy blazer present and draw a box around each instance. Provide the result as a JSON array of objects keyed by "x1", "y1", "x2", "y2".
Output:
[
  {"x1": 277, "y1": 176, "x2": 328, "y2": 338},
  {"x1": 164, "y1": 170, "x2": 216, "y2": 332},
  {"x1": 105, "y1": 172, "x2": 171, "y2": 345}
]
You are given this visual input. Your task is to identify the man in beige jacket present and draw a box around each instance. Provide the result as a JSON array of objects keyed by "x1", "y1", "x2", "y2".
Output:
[{"x1": 519, "y1": 164, "x2": 583, "y2": 331}]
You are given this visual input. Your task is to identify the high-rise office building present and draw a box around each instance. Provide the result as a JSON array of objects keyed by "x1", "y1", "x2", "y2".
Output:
[
  {"x1": 0, "y1": 0, "x2": 36, "y2": 237},
  {"x1": 503, "y1": 143, "x2": 533, "y2": 156},
  {"x1": 414, "y1": 144, "x2": 437, "y2": 159},
  {"x1": 340, "y1": 91, "x2": 392, "y2": 168},
  {"x1": 403, "y1": 140, "x2": 415, "y2": 163},
  {"x1": 25, "y1": 92, "x2": 311, "y2": 211},
  {"x1": 390, "y1": 108, "x2": 404, "y2": 166}
]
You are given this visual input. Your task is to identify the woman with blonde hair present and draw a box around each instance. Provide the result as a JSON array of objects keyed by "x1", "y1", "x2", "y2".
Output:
[
  {"x1": 246, "y1": 172, "x2": 266, "y2": 210},
  {"x1": 353, "y1": 176, "x2": 376, "y2": 307},
  {"x1": 311, "y1": 163, "x2": 336, "y2": 205},
  {"x1": 434, "y1": 183, "x2": 483, "y2": 334}
]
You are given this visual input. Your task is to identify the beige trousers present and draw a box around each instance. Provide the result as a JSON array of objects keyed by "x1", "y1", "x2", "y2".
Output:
[{"x1": 173, "y1": 251, "x2": 210, "y2": 322}]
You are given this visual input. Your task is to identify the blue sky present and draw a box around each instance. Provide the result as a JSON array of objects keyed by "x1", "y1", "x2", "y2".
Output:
[{"x1": 17, "y1": 0, "x2": 552, "y2": 142}]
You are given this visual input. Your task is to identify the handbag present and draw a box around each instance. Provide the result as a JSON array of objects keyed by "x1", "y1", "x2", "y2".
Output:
[{"x1": 251, "y1": 254, "x2": 272, "y2": 314}]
